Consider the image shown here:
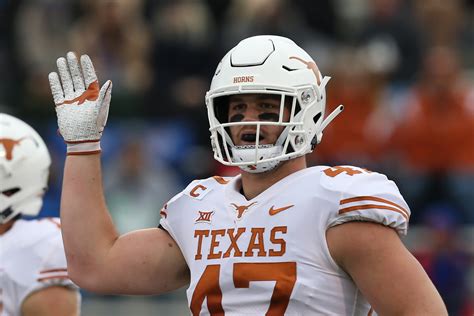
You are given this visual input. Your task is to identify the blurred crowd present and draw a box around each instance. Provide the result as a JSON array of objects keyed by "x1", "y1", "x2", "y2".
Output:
[{"x1": 1, "y1": 0, "x2": 473, "y2": 314}]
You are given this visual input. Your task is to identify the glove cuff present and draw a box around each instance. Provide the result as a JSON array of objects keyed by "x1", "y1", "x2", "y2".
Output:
[{"x1": 66, "y1": 140, "x2": 101, "y2": 155}]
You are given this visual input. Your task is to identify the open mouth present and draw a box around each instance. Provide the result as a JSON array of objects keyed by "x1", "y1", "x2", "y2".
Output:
[{"x1": 241, "y1": 133, "x2": 264, "y2": 143}]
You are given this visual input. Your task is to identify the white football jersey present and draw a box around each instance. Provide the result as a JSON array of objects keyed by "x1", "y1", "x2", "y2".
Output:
[
  {"x1": 160, "y1": 165, "x2": 410, "y2": 316},
  {"x1": 0, "y1": 218, "x2": 79, "y2": 316}
]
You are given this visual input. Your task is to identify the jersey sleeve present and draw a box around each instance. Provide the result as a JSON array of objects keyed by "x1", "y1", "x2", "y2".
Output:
[
  {"x1": 158, "y1": 180, "x2": 197, "y2": 240},
  {"x1": 28, "y1": 228, "x2": 79, "y2": 299},
  {"x1": 326, "y1": 168, "x2": 411, "y2": 235},
  {"x1": 159, "y1": 176, "x2": 228, "y2": 235},
  {"x1": 158, "y1": 175, "x2": 233, "y2": 258}
]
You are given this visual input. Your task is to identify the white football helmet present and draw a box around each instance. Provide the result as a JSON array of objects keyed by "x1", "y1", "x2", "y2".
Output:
[
  {"x1": 206, "y1": 35, "x2": 343, "y2": 173},
  {"x1": 0, "y1": 113, "x2": 51, "y2": 224}
]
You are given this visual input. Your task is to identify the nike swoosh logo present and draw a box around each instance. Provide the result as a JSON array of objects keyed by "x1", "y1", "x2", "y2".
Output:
[{"x1": 269, "y1": 205, "x2": 294, "y2": 216}]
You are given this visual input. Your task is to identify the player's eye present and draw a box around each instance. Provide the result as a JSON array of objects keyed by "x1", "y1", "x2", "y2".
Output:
[
  {"x1": 259, "y1": 103, "x2": 279, "y2": 111},
  {"x1": 230, "y1": 103, "x2": 246, "y2": 112}
]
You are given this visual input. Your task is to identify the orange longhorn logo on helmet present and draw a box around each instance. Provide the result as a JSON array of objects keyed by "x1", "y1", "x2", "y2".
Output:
[
  {"x1": 233, "y1": 76, "x2": 254, "y2": 84},
  {"x1": 289, "y1": 56, "x2": 322, "y2": 85},
  {"x1": 0, "y1": 137, "x2": 29, "y2": 161}
]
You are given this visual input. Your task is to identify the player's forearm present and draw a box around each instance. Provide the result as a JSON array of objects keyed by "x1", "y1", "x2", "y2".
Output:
[{"x1": 60, "y1": 154, "x2": 118, "y2": 284}]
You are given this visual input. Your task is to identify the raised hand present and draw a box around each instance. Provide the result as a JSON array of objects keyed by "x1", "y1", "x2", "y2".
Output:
[{"x1": 49, "y1": 52, "x2": 112, "y2": 155}]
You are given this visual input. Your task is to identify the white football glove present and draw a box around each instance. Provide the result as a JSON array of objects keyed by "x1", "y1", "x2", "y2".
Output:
[{"x1": 48, "y1": 52, "x2": 112, "y2": 155}]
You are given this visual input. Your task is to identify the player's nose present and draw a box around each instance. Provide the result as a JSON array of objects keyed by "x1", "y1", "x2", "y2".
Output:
[{"x1": 241, "y1": 104, "x2": 260, "y2": 122}]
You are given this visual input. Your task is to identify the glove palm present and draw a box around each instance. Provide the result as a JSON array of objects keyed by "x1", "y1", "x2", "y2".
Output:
[{"x1": 49, "y1": 52, "x2": 112, "y2": 155}]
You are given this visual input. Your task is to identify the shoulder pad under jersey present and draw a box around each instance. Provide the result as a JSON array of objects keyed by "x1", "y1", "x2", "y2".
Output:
[
  {"x1": 320, "y1": 166, "x2": 410, "y2": 235},
  {"x1": 159, "y1": 175, "x2": 233, "y2": 222}
]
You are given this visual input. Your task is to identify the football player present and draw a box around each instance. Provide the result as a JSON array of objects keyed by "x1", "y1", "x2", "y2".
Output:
[
  {"x1": 48, "y1": 36, "x2": 447, "y2": 315},
  {"x1": 0, "y1": 113, "x2": 80, "y2": 316}
]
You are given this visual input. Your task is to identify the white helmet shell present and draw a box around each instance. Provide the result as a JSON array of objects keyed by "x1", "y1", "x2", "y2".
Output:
[
  {"x1": 206, "y1": 35, "x2": 343, "y2": 173},
  {"x1": 0, "y1": 113, "x2": 51, "y2": 223}
]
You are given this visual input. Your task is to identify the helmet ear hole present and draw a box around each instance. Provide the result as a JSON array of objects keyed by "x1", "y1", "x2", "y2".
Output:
[
  {"x1": 285, "y1": 143, "x2": 295, "y2": 155},
  {"x1": 313, "y1": 113, "x2": 322, "y2": 124}
]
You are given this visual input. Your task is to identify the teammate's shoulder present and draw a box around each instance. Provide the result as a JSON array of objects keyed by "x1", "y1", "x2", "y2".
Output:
[
  {"x1": 11, "y1": 218, "x2": 61, "y2": 240},
  {"x1": 3, "y1": 218, "x2": 65, "y2": 281}
]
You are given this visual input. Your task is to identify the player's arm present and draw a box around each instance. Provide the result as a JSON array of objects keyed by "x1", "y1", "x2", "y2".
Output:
[
  {"x1": 21, "y1": 286, "x2": 79, "y2": 316},
  {"x1": 327, "y1": 222, "x2": 447, "y2": 316},
  {"x1": 48, "y1": 52, "x2": 189, "y2": 294},
  {"x1": 61, "y1": 155, "x2": 189, "y2": 294}
]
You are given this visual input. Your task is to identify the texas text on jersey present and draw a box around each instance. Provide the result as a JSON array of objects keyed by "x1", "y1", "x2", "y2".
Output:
[{"x1": 160, "y1": 165, "x2": 409, "y2": 315}]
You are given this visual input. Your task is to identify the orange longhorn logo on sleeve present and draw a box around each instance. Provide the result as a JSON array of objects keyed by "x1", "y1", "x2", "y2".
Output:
[
  {"x1": 230, "y1": 202, "x2": 258, "y2": 219},
  {"x1": 0, "y1": 137, "x2": 29, "y2": 161}
]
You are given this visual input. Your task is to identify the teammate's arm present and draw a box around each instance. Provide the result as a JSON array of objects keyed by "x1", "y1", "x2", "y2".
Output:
[
  {"x1": 49, "y1": 52, "x2": 189, "y2": 294},
  {"x1": 327, "y1": 222, "x2": 447, "y2": 315},
  {"x1": 21, "y1": 286, "x2": 79, "y2": 316}
]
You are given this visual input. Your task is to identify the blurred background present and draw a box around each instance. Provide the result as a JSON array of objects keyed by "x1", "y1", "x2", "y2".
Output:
[{"x1": 1, "y1": 0, "x2": 473, "y2": 314}]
